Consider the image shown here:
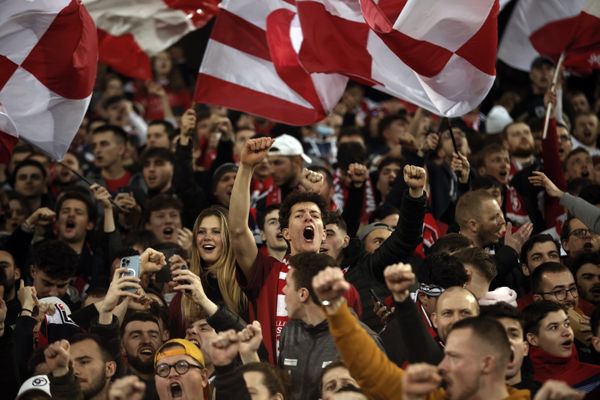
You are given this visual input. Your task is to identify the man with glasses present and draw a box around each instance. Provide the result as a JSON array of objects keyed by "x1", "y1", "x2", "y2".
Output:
[
  {"x1": 154, "y1": 339, "x2": 208, "y2": 400},
  {"x1": 531, "y1": 262, "x2": 594, "y2": 362},
  {"x1": 561, "y1": 216, "x2": 600, "y2": 261}
]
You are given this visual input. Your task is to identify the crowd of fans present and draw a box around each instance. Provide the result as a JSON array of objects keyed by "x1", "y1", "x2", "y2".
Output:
[{"x1": 1, "y1": 42, "x2": 600, "y2": 400}]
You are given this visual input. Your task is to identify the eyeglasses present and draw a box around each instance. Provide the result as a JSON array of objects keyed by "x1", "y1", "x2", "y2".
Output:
[
  {"x1": 540, "y1": 286, "x2": 578, "y2": 301},
  {"x1": 569, "y1": 228, "x2": 594, "y2": 239},
  {"x1": 155, "y1": 360, "x2": 204, "y2": 378}
]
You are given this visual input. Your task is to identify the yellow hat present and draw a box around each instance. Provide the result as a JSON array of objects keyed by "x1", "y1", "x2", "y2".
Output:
[{"x1": 154, "y1": 339, "x2": 205, "y2": 368}]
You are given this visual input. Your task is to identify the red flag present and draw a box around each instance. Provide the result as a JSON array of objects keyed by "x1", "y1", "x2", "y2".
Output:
[
  {"x1": 295, "y1": 0, "x2": 498, "y2": 117},
  {"x1": 194, "y1": 0, "x2": 347, "y2": 125},
  {"x1": 531, "y1": 0, "x2": 600, "y2": 75},
  {"x1": 498, "y1": 0, "x2": 586, "y2": 72},
  {"x1": 84, "y1": 0, "x2": 218, "y2": 80},
  {"x1": 0, "y1": 0, "x2": 98, "y2": 160}
]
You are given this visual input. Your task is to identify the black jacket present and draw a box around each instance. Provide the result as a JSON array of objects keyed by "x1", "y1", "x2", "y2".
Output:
[{"x1": 278, "y1": 317, "x2": 382, "y2": 400}]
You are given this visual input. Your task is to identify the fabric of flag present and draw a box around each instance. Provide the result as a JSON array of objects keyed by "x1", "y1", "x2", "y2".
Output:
[
  {"x1": 84, "y1": 0, "x2": 218, "y2": 80},
  {"x1": 0, "y1": 0, "x2": 98, "y2": 161},
  {"x1": 531, "y1": 0, "x2": 600, "y2": 75},
  {"x1": 295, "y1": 0, "x2": 498, "y2": 118},
  {"x1": 194, "y1": 0, "x2": 348, "y2": 125},
  {"x1": 498, "y1": 0, "x2": 586, "y2": 72}
]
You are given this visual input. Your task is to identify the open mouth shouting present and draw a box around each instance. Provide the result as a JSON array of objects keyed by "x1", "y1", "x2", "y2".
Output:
[
  {"x1": 561, "y1": 339, "x2": 573, "y2": 352},
  {"x1": 139, "y1": 345, "x2": 155, "y2": 359},
  {"x1": 170, "y1": 382, "x2": 183, "y2": 398},
  {"x1": 303, "y1": 226, "x2": 315, "y2": 242},
  {"x1": 163, "y1": 227, "x2": 174, "y2": 240},
  {"x1": 65, "y1": 218, "x2": 77, "y2": 233}
]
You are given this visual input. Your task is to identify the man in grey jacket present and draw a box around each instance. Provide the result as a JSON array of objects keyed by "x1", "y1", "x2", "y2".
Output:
[{"x1": 279, "y1": 252, "x2": 382, "y2": 400}]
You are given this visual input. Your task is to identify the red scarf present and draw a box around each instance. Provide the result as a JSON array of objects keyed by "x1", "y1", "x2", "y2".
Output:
[{"x1": 529, "y1": 345, "x2": 600, "y2": 387}]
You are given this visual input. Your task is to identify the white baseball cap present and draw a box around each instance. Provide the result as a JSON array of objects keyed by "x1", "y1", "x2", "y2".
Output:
[
  {"x1": 269, "y1": 134, "x2": 311, "y2": 164},
  {"x1": 16, "y1": 375, "x2": 52, "y2": 399}
]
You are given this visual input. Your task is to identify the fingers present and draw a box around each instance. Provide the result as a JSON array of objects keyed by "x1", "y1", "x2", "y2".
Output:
[
  {"x1": 312, "y1": 267, "x2": 349, "y2": 301},
  {"x1": 247, "y1": 137, "x2": 274, "y2": 152},
  {"x1": 303, "y1": 168, "x2": 324, "y2": 184}
]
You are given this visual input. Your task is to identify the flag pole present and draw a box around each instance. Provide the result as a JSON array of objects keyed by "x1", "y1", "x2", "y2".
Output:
[{"x1": 542, "y1": 52, "x2": 565, "y2": 139}]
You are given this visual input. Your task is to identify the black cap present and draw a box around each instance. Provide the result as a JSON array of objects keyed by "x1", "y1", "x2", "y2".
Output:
[{"x1": 531, "y1": 56, "x2": 555, "y2": 70}]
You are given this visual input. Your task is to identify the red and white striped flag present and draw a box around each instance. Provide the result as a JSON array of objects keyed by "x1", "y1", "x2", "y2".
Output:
[
  {"x1": 498, "y1": 0, "x2": 586, "y2": 72},
  {"x1": 84, "y1": 0, "x2": 218, "y2": 80},
  {"x1": 295, "y1": 0, "x2": 498, "y2": 117},
  {"x1": 195, "y1": 0, "x2": 348, "y2": 125},
  {"x1": 0, "y1": 0, "x2": 98, "y2": 161}
]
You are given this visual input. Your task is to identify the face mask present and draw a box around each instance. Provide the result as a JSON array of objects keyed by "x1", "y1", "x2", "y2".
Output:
[{"x1": 315, "y1": 124, "x2": 335, "y2": 137}]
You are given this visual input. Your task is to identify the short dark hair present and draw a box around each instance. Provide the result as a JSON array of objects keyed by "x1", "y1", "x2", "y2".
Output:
[
  {"x1": 148, "y1": 120, "x2": 176, "y2": 138},
  {"x1": 377, "y1": 113, "x2": 408, "y2": 137},
  {"x1": 570, "y1": 252, "x2": 600, "y2": 277},
  {"x1": 523, "y1": 300, "x2": 565, "y2": 335},
  {"x1": 257, "y1": 204, "x2": 281, "y2": 231},
  {"x1": 338, "y1": 126, "x2": 364, "y2": 142},
  {"x1": 239, "y1": 362, "x2": 289, "y2": 399},
  {"x1": 121, "y1": 312, "x2": 160, "y2": 336},
  {"x1": 140, "y1": 147, "x2": 175, "y2": 167},
  {"x1": 279, "y1": 191, "x2": 329, "y2": 230},
  {"x1": 480, "y1": 302, "x2": 524, "y2": 331},
  {"x1": 32, "y1": 240, "x2": 79, "y2": 280},
  {"x1": 142, "y1": 194, "x2": 183, "y2": 225},
  {"x1": 471, "y1": 175, "x2": 503, "y2": 191},
  {"x1": 324, "y1": 211, "x2": 347, "y2": 233},
  {"x1": 55, "y1": 190, "x2": 97, "y2": 226},
  {"x1": 531, "y1": 262, "x2": 570, "y2": 294},
  {"x1": 561, "y1": 215, "x2": 578, "y2": 244},
  {"x1": 92, "y1": 124, "x2": 128, "y2": 144},
  {"x1": 427, "y1": 233, "x2": 474, "y2": 256},
  {"x1": 450, "y1": 316, "x2": 512, "y2": 364},
  {"x1": 473, "y1": 143, "x2": 508, "y2": 171},
  {"x1": 453, "y1": 246, "x2": 497, "y2": 283},
  {"x1": 369, "y1": 204, "x2": 400, "y2": 224},
  {"x1": 102, "y1": 95, "x2": 126, "y2": 110},
  {"x1": 377, "y1": 157, "x2": 403, "y2": 175},
  {"x1": 11, "y1": 159, "x2": 47, "y2": 187},
  {"x1": 289, "y1": 252, "x2": 337, "y2": 304},
  {"x1": 520, "y1": 234, "x2": 559, "y2": 267},
  {"x1": 563, "y1": 147, "x2": 590, "y2": 172},
  {"x1": 336, "y1": 142, "x2": 367, "y2": 171},
  {"x1": 69, "y1": 333, "x2": 116, "y2": 363},
  {"x1": 421, "y1": 253, "x2": 468, "y2": 288}
]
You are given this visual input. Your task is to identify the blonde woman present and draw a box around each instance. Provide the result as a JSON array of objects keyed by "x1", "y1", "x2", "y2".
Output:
[{"x1": 169, "y1": 206, "x2": 248, "y2": 337}]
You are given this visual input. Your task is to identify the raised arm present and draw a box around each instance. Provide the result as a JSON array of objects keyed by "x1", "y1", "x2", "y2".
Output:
[{"x1": 229, "y1": 137, "x2": 274, "y2": 279}]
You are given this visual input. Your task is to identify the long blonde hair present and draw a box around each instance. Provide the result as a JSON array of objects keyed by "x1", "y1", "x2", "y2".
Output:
[{"x1": 182, "y1": 206, "x2": 247, "y2": 323}]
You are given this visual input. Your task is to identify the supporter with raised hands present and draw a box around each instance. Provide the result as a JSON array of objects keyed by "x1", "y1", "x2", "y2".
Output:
[
  {"x1": 109, "y1": 375, "x2": 146, "y2": 400},
  {"x1": 44, "y1": 339, "x2": 84, "y2": 400}
]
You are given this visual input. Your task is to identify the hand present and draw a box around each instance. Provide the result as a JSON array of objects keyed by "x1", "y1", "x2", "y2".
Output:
[
  {"x1": 238, "y1": 321, "x2": 263, "y2": 361},
  {"x1": 44, "y1": 340, "x2": 71, "y2": 377},
  {"x1": 176, "y1": 228, "x2": 193, "y2": 253},
  {"x1": 373, "y1": 301, "x2": 394, "y2": 326},
  {"x1": 99, "y1": 268, "x2": 142, "y2": 315},
  {"x1": 450, "y1": 153, "x2": 470, "y2": 184},
  {"x1": 90, "y1": 183, "x2": 112, "y2": 210},
  {"x1": 240, "y1": 137, "x2": 274, "y2": 168},
  {"x1": 114, "y1": 193, "x2": 139, "y2": 213},
  {"x1": 209, "y1": 330, "x2": 240, "y2": 367},
  {"x1": 140, "y1": 248, "x2": 166, "y2": 274},
  {"x1": 109, "y1": 376, "x2": 146, "y2": 400},
  {"x1": 17, "y1": 281, "x2": 38, "y2": 311},
  {"x1": 503, "y1": 222, "x2": 533, "y2": 254},
  {"x1": 180, "y1": 108, "x2": 197, "y2": 136},
  {"x1": 300, "y1": 168, "x2": 325, "y2": 193},
  {"x1": 0, "y1": 299, "x2": 7, "y2": 335},
  {"x1": 544, "y1": 85, "x2": 557, "y2": 110},
  {"x1": 25, "y1": 207, "x2": 56, "y2": 227},
  {"x1": 423, "y1": 133, "x2": 439, "y2": 152},
  {"x1": 172, "y1": 268, "x2": 206, "y2": 303},
  {"x1": 404, "y1": 165, "x2": 427, "y2": 198},
  {"x1": 214, "y1": 117, "x2": 233, "y2": 140},
  {"x1": 384, "y1": 263, "x2": 415, "y2": 303},
  {"x1": 401, "y1": 363, "x2": 442, "y2": 400},
  {"x1": 347, "y1": 163, "x2": 368, "y2": 188},
  {"x1": 528, "y1": 171, "x2": 564, "y2": 198},
  {"x1": 312, "y1": 267, "x2": 350, "y2": 308},
  {"x1": 534, "y1": 380, "x2": 584, "y2": 400}
]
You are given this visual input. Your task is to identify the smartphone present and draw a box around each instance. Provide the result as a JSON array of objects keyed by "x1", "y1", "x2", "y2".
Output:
[
  {"x1": 120, "y1": 255, "x2": 141, "y2": 292},
  {"x1": 369, "y1": 289, "x2": 384, "y2": 306}
]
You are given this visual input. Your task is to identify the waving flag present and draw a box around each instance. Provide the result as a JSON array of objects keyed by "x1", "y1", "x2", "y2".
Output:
[
  {"x1": 531, "y1": 0, "x2": 600, "y2": 75},
  {"x1": 0, "y1": 0, "x2": 98, "y2": 161},
  {"x1": 498, "y1": 0, "x2": 586, "y2": 72},
  {"x1": 295, "y1": 0, "x2": 498, "y2": 117},
  {"x1": 195, "y1": 0, "x2": 348, "y2": 125},
  {"x1": 84, "y1": 0, "x2": 218, "y2": 80}
]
